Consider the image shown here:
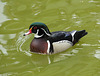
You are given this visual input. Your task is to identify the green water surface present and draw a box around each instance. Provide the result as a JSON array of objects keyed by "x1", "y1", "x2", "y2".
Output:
[{"x1": 0, "y1": 0, "x2": 100, "y2": 76}]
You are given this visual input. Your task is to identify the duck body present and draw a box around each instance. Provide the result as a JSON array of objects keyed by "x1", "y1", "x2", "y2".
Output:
[{"x1": 24, "y1": 22, "x2": 88, "y2": 54}]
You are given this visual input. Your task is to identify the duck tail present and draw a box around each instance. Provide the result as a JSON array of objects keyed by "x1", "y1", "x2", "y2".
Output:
[{"x1": 72, "y1": 30, "x2": 88, "y2": 45}]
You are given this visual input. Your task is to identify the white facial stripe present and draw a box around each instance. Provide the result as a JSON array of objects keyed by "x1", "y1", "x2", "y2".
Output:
[
  {"x1": 36, "y1": 29, "x2": 39, "y2": 34},
  {"x1": 41, "y1": 28, "x2": 51, "y2": 36},
  {"x1": 34, "y1": 28, "x2": 51, "y2": 38}
]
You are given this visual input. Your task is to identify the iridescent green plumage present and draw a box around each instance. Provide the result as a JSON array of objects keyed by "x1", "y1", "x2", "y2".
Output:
[{"x1": 29, "y1": 22, "x2": 51, "y2": 35}]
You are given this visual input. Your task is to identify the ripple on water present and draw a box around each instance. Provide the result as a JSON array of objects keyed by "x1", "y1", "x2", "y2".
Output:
[
  {"x1": 16, "y1": 29, "x2": 32, "y2": 56},
  {"x1": 0, "y1": 34, "x2": 16, "y2": 55},
  {"x1": 0, "y1": 45, "x2": 8, "y2": 55}
]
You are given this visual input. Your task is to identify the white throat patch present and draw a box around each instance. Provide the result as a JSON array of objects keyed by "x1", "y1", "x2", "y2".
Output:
[
  {"x1": 34, "y1": 34, "x2": 44, "y2": 38},
  {"x1": 34, "y1": 29, "x2": 44, "y2": 38}
]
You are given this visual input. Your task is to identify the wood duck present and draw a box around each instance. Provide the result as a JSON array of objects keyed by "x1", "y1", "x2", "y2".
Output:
[{"x1": 23, "y1": 22, "x2": 88, "y2": 54}]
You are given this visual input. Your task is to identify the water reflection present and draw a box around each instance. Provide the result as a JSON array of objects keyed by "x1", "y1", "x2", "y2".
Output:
[
  {"x1": 94, "y1": 40, "x2": 100, "y2": 59},
  {"x1": 0, "y1": 50, "x2": 76, "y2": 75},
  {"x1": 94, "y1": 49, "x2": 100, "y2": 59},
  {"x1": 96, "y1": 19, "x2": 100, "y2": 24},
  {"x1": 0, "y1": 34, "x2": 16, "y2": 55},
  {"x1": 0, "y1": 0, "x2": 47, "y2": 21},
  {"x1": 0, "y1": 1, "x2": 8, "y2": 23}
]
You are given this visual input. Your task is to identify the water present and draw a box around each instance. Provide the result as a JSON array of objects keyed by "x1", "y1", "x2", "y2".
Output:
[{"x1": 0, "y1": 0, "x2": 100, "y2": 76}]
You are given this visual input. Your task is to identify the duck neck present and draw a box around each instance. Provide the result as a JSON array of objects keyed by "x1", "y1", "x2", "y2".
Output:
[{"x1": 34, "y1": 29, "x2": 50, "y2": 38}]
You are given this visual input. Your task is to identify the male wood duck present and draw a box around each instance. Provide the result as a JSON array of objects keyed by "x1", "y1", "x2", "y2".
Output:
[{"x1": 23, "y1": 22, "x2": 88, "y2": 54}]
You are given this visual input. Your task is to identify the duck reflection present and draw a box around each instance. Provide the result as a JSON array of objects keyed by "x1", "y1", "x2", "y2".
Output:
[
  {"x1": 30, "y1": 49, "x2": 76, "y2": 72},
  {"x1": 30, "y1": 54, "x2": 54, "y2": 68}
]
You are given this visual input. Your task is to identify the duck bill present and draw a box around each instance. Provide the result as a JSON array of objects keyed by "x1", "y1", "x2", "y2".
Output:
[{"x1": 23, "y1": 29, "x2": 32, "y2": 36}]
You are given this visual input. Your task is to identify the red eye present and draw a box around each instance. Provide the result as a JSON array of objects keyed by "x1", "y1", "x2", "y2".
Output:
[{"x1": 34, "y1": 26, "x2": 37, "y2": 29}]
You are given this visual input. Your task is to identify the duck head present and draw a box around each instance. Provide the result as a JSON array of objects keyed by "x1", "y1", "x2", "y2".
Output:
[{"x1": 23, "y1": 22, "x2": 51, "y2": 38}]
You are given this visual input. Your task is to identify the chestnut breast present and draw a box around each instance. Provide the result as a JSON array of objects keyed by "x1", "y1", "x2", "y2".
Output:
[{"x1": 30, "y1": 38, "x2": 48, "y2": 54}]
